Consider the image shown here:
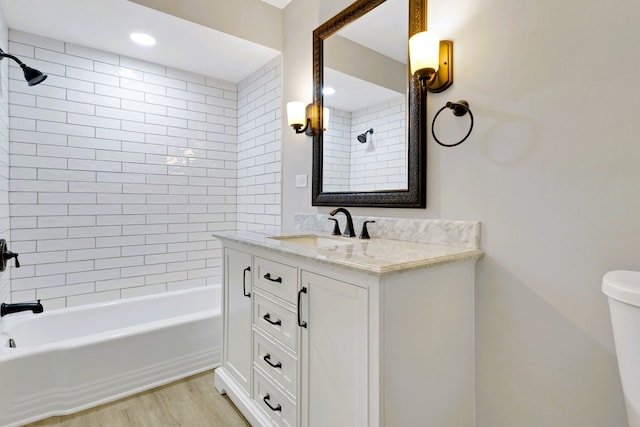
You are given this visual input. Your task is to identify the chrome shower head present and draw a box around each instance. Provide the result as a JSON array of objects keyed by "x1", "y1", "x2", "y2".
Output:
[{"x1": 357, "y1": 128, "x2": 374, "y2": 143}]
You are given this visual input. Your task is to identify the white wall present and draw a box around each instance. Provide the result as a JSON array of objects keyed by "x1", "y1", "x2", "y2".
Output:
[
  {"x1": 283, "y1": 0, "x2": 638, "y2": 425},
  {"x1": 6, "y1": 31, "x2": 281, "y2": 309},
  {"x1": 282, "y1": 0, "x2": 320, "y2": 219},
  {"x1": 0, "y1": 14, "x2": 9, "y2": 304}
]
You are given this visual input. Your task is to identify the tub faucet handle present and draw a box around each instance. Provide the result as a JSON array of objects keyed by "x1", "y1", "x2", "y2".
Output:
[
  {"x1": 0, "y1": 239, "x2": 19, "y2": 271},
  {"x1": 5, "y1": 249, "x2": 19, "y2": 268}
]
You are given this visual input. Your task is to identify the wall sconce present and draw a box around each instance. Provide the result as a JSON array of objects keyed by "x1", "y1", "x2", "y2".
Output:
[
  {"x1": 0, "y1": 48, "x2": 47, "y2": 86},
  {"x1": 408, "y1": 31, "x2": 453, "y2": 93},
  {"x1": 287, "y1": 101, "x2": 329, "y2": 136}
]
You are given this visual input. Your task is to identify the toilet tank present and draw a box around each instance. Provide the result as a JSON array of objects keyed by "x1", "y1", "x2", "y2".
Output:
[{"x1": 603, "y1": 270, "x2": 640, "y2": 427}]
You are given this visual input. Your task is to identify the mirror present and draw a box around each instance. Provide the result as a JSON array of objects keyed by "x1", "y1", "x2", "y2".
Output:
[{"x1": 312, "y1": 0, "x2": 426, "y2": 208}]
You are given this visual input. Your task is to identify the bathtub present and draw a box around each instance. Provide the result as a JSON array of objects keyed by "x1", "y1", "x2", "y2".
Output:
[{"x1": 0, "y1": 285, "x2": 221, "y2": 427}]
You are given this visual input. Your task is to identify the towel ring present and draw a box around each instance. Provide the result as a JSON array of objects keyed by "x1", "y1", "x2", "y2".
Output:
[{"x1": 431, "y1": 100, "x2": 474, "y2": 148}]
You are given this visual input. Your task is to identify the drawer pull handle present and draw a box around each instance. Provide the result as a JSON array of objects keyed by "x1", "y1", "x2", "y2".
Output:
[
  {"x1": 242, "y1": 266, "x2": 251, "y2": 298},
  {"x1": 263, "y1": 353, "x2": 282, "y2": 369},
  {"x1": 263, "y1": 313, "x2": 282, "y2": 326},
  {"x1": 263, "y1": 394, "x2": 282, "y2": 412},
  {"x1": 263, "y1": 273, "x2": 282, "y2": 283},
  {"x1": 297, "y1": 287, "x2": 307, "y2": 328}
]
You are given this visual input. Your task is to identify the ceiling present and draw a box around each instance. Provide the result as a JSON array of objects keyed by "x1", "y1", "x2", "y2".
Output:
[
  {"x1": 323, "y1": 0, "x2": 407, "y2": 112},
  {"x1": 337, "y1": 0, "x2": 407, "y2": 64},
  {"x1": 324, "y1": 68, "x2": 404, "y2": 112},
  {"x1": 0, "y1": 0, "x2": 408, "y2": 112},
  {"x1": 0, "y1": 0, "x2": 283, "y2": 82},
  {"x1": 260, "y1": 0, "x2": 293, "y2": 8}
]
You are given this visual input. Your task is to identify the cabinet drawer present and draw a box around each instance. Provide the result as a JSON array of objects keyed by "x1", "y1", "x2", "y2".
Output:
[
  {"x1": 254, "y1": 329, "x2": 297, "y2": 399},
  {"x1": 254, "y1": 369, "x2": 297, "y2": 427},
  {"x1": 254, "y1": 256, "x2": 297, "y2": 303},
  {"x1": 253, "y1": 293, "x2": 297, "y2": 351}
]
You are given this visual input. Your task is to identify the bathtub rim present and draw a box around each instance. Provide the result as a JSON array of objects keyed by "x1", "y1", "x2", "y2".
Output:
[
  {"x1": 0, "y1": 285, "x2": 220, "y2": 358},
  {"x1": 0, "y1": 284, "x2": 222, "y2": 427}
]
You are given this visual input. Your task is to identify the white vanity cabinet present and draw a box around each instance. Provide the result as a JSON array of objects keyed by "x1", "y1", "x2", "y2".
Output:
[
  {"x1": 299, "y1": 271, "x2": 368, "y2": 427},
  {"x1": 214, "y1": 235, "x2": 479, "y2": 427},
  {"x1": 217, "y1": 245, "x2": 302, "y2": 427},
  {"x1": 222, "y1": 247, "x2": 253, "y2": 395}
]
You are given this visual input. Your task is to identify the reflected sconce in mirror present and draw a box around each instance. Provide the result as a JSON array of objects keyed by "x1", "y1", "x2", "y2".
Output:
[
  {"x1": 287, "y1": 101, "x2": 329, "y2": 136},
  {"x1": 409, "y1": 31, "x2": 453, "y2": 93},
  {"x1": 0, "y1": 48, "x2": 47, "y2": 86}
]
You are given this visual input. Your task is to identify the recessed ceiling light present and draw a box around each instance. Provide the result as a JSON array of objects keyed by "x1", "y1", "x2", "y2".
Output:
[
  {"x1": 130, "y1": 32, "x2": 156, "y2": 46},
  {"x1": 323, "y1": 87, "x2": 335, "y2": 96}
]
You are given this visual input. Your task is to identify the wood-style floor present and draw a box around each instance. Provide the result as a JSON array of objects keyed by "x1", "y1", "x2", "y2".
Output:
[{"x1": 25, "y1": 370, "x2": 250, "y2": 427}]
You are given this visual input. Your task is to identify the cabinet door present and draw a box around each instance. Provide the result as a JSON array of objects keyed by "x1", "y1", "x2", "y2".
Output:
[
  {"x1": 223, "y1": 247, "x2": 253, "y2": 394},
  {"x1": 300, "y1": 271, "x2": 368, "y2": 427}
]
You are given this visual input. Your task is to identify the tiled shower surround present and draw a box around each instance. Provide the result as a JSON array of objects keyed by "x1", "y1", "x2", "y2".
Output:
[
  {"x1": 6, "y1": 30, "x2": 281, "y2": 308},
  {"x1": 323, "y1": 96, "x2": 406, "y2": 192},
  {"x1": 0, "y1": 23, "x2": 10, "y2": 305},
  {"x1": 237, "y1": 59, "x2": 281, "y2": 231}
]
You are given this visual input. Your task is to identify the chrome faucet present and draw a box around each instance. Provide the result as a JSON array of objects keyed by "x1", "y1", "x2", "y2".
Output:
[
  {"x1": 329, "y1": 207, "x2": 355, "y2": 237},
  {"x1": 1, "y1": 300, "x2": 43, "y2": 317}
]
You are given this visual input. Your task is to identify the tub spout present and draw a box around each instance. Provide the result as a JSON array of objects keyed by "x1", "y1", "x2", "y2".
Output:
[{"x1": 1, "y1": 300, "x2": 43, "y2": 317}]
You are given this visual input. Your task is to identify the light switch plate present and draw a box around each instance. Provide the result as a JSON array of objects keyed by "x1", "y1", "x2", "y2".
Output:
[{"x1": 295, "y1": 174, "x2": 307, "y2": 188}]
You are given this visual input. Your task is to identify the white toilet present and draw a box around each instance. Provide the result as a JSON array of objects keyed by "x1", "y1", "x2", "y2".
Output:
[{"x1": 603, "y1": 270, "x2": 640, "y2": 427}]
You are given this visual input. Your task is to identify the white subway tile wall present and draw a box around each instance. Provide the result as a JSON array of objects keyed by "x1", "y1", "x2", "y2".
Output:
[
  {"x1": 322, "y1": 107, "x2": 352, "y2": 192},
  {"x1": 350, "y1": 96, "x2": 406, "y2": 191},
  {"x1": 236, "y1": 57, "x2": 281, "y2": 230},
  {"x1": 322, "y1": 97, "x2": 406, "y2": 192},
  {"x1": 7, "y1": 30, "x2": 282, "y2": 308},
  {"x1": 0, "y1": 23, "x2": 10, "y2": 304}
]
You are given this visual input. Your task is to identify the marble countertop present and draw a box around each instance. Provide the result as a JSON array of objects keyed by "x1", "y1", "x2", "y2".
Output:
[{"x1": 212, "y1": 229, "x2": 483, "y2": 275}]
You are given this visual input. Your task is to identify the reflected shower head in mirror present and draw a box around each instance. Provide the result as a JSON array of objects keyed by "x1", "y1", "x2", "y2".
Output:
[{"x1": 357, "y1": 128, "x2": 374, "y2": 143}]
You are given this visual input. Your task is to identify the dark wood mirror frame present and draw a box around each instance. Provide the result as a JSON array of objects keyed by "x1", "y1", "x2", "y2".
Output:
[{"x1": 312, "y1": 0, "x2": 426, "y2": 208}]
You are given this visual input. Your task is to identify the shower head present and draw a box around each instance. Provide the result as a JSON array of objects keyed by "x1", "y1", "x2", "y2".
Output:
[
  {"x1": 21, "y1": 64, "x2": 47, "y2": 86},
  {"x1": 0, "y1": 48, "x2": 48, "y2": 86},
  {"x1": 357, "y1": 128, "x2": 374, "y2": 143}
]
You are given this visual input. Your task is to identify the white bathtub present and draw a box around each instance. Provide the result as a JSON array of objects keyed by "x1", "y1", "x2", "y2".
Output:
[{"x1": 0, "y1": 285, "x2": 221, "y2": 427}]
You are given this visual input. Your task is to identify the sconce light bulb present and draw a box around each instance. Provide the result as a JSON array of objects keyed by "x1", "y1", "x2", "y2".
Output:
[
  {"x1": 323, "y1": 107, "x2": 330, "y2": 131},
  {"x1": 287, "y1": 101, "x2": 306, "y2": 127},
  {"x1": 409, "y1": 31, "x2": 440, "y2": 76}
]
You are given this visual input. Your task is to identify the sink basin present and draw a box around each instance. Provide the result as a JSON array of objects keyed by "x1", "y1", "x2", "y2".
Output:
[{"x1": 268, "y1": 234, "x2": 354, "y2": 248}]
